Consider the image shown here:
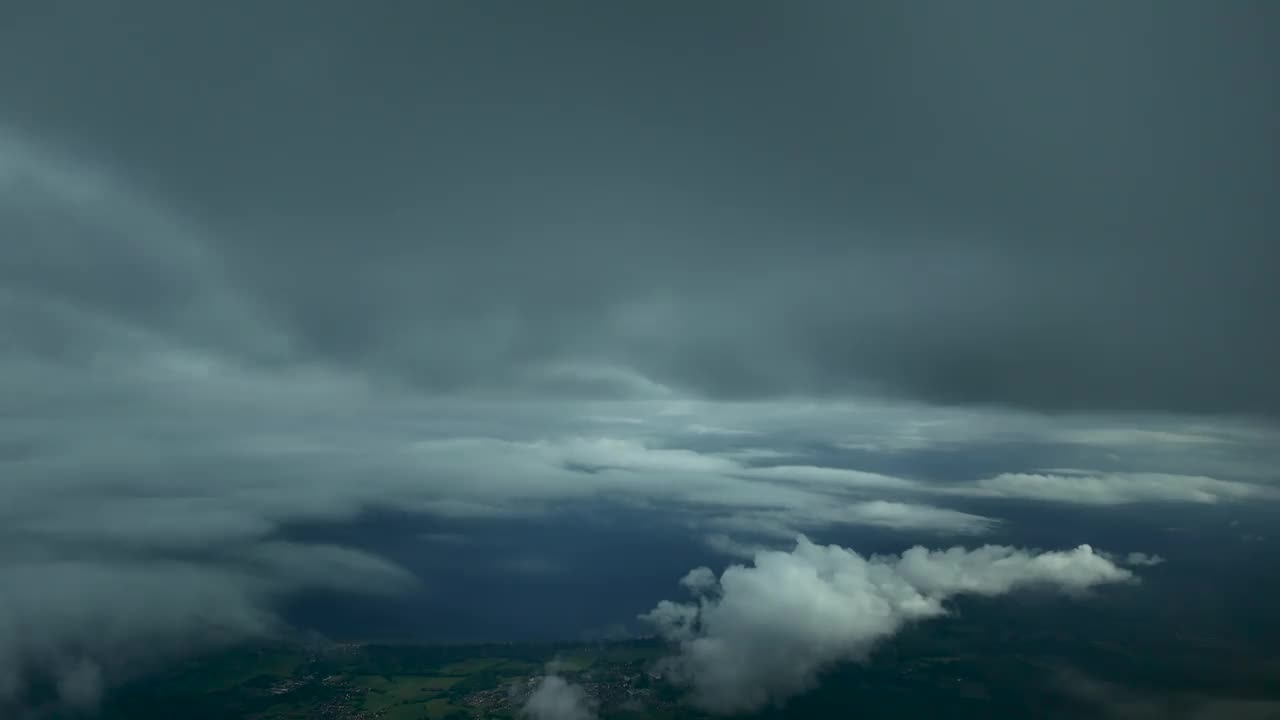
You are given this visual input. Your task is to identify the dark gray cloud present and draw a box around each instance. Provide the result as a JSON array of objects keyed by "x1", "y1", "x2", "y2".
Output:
[
  {"x1": 2, "y1": 2, "x2": 1276, "y2": 413},
  {"x1": 2, "y1": 3, "x2": 1279, "y2": 716}
]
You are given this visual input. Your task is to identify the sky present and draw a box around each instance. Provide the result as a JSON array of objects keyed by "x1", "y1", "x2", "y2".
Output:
[{"x1": 1, "y1": 2, "x2": 1278, "y2": 717}]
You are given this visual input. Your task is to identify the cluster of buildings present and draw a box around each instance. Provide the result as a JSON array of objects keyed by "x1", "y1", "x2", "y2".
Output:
[{"x1": 461, "y1": 668, "x2": 674, "y2": 716}]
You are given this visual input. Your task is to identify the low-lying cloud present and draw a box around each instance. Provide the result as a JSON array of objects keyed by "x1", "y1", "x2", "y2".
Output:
[
  {"x1": 643, "y1": 537, "x2": 1137, "y2": 713},
  {"x1": 521, "y1": 674, "x2": 597, "y2": 720},
  {"x1": 0, "y1": 546, "x2": 413, "y2": 715}
]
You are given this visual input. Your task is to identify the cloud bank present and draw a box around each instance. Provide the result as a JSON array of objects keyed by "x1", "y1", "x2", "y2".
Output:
[{"x1": 643, "y1": 537, "x2": 1136, "y2": 713}]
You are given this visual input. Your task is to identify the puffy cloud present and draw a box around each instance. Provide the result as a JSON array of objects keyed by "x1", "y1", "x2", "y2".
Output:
[
  {"x1": 679, "y1": 567, "x2": 719, "y2": 595},
  {"x1": 522, "y1": 675, "x2": 597, "y2": 720},
  {"x1": 1124, "y1": 552, "x2": 1166, "y2": 567},
  {"x1": 642, "y1": 537, "x2": 1135, "y2": 713},
  {"x1": 891, "y1": 544, "x2": 1132, "y2": 597}
]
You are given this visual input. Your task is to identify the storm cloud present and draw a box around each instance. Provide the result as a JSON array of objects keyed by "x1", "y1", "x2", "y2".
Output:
[
  {"x1": 2, "y1": 2, "x2": 1276, "y2": 414},
  {"x1": 1, "y1": 2, "x2": 1278, "y2": 716}
]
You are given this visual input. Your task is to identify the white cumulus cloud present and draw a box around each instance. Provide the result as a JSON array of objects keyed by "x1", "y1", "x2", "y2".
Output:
[{"x1": 642, "y1": 536, "x2": 1136, "y2": 714}]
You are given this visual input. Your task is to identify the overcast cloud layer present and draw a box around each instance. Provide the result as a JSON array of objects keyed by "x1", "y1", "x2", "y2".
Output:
[
  {"x1": 2, "y1": 2, "x2": 1278, "y2": 716},
  {"x1": 2, "y1": 1, "x2": 1276, "y2": 414}
]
